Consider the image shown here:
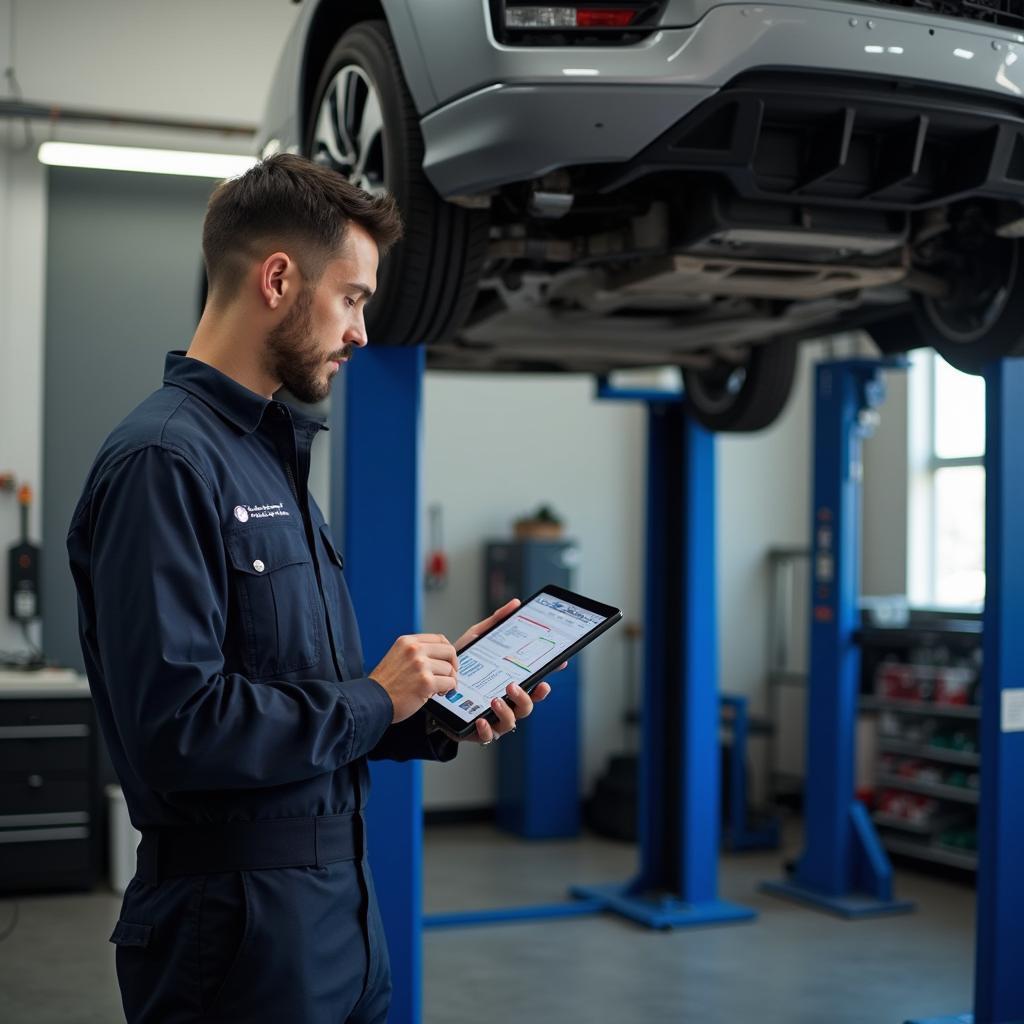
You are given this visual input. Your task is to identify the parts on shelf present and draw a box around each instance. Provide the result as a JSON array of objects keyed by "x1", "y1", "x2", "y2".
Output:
[
  {"x1": 879, "y1": 753, "x2": 980, "y2": 793},
  {"x1": 859, "y1": 611, "x2": 982, "y2": 874},
  {"x1": 878, "y1": 710, "x2": 979, "y2": 751},
  {"x1": 874, "y1": 657, "x2": 980, "y2": 707}
]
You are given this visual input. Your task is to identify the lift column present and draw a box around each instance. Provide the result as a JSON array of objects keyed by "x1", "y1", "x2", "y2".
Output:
[
  {"x1": 908, "y1": 356, "x2": 1024, "y2": 1024},
  {"x1": 763, "y1": 359, "x2": 913, "y2": 918},
  {"x1": 333, "y1": 345, "x2": 425, "y2": 1024},
  {"x1": 573, "y1": 387, "x2": 755, "y2": 928}
]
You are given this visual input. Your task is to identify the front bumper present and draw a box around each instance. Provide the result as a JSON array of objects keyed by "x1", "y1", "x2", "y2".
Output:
[{"x1": 420, "y1": 1, "x2": 1024, "y2": 197}]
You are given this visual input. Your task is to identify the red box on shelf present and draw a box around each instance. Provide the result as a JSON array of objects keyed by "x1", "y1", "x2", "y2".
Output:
[{"x1": 876, "y1": 661, "x2": 920, "y2": 701}]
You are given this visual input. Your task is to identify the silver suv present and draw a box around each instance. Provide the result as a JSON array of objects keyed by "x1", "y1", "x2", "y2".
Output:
[{"x1": 261, "y1": 0, "x2": 1024, "y2": 430}]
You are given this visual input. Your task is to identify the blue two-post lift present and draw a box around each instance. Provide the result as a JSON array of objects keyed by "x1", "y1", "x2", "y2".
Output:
[
  {"x1": 906, "y1": 357, "x2": 1024, "y2": 1024},
  {"x1": 331, "y1": 348, "x2": 754, "y2": 1024},
  {"x1": 329, "y1": 347, "x2": 1024, "y2": 1024},
  {"x1": 762, "y1": 358, "x2": 914, "y2": 918},
  {"x1": 569, "y1": 378, "x2": 756, "y2": 928},
  {"x1": 758, "y1": 355, "x2": 1024, "y2": 1022}
]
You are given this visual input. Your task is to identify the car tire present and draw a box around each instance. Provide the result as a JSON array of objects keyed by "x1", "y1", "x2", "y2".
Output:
[
  {"x1": 868, "y1": 235, "x2": 1024, "y2": 375},
  {"x1": 305, "y1": 21, "x2": 488, "y2": 347},
  {"x1": 682, "y1": 338, "x2": 798, "y2": 433}
]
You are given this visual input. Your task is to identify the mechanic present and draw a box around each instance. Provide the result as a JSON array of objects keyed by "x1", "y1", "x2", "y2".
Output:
[{"x1": 66, "y1": 153, "x2": 552, "y2": 1024}]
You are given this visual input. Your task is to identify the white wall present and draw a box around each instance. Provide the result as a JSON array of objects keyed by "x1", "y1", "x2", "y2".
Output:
[
  {"x1": 420, "y1": 373, "x2": 646, "y2": 810},
  {"x1": 716, "y1": 345, "x2": 816, "y2": 713},
  {"x1": 0, "y1": 129, "x2": 48, "y2": 657}
]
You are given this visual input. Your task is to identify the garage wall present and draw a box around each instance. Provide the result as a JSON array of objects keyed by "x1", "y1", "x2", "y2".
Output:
[
  {"x1": 420, "y1": 374, "x2": 646, "y2": 810},
  {"x1": 0, "y1": 133, "x2": 48, "y2": 659},
  {"x1": 41, "y1": 168, "x2": 217, "y2": 669}
]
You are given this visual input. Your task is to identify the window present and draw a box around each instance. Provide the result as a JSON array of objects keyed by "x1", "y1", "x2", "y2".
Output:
[{"x1": 907, "y1": 350, "x2": 985, "y2": 609}]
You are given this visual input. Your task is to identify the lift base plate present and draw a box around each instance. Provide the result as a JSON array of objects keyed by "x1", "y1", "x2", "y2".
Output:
[
  {"x1": 760, "y1": 878, "x2": 915, "y2": 919},
  {"x1": 570, "y1": 882, "x2": 756, "y2": 930}
]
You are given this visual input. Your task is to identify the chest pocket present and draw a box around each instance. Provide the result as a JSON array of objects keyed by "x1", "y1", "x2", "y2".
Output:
[{"x1": 226, "y1": 525, "x2": 321, "y2": 679}]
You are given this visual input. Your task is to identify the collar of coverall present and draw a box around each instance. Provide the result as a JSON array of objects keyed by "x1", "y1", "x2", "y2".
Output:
[{"x1": 163, "y1": 350, "x2": 329, "y2": 436}]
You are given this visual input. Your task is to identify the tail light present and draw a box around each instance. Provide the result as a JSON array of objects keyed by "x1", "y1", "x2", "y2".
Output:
[
  {"x1": 506, "y1": 6, "x2": 639, "y2": 28},
  {"x1": 498, "y1": 2, "x2": 662, "y2": 43}
]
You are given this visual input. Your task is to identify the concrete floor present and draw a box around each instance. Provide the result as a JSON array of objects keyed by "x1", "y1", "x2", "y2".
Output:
[{"x1": 0, "y1": 824, "x2": 974, "y2": 1023}]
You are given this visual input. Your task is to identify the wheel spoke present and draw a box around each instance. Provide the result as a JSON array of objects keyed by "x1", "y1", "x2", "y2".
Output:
[
  {"x1": 353, "y1": 87, "x2": 384, "y2": 185},
  {"x1": 313, "y1": 64, "x2": 387, "y2": 193},
  {"x1": 314, "y1": 82, "x2": 352, "y2": 169},
  {"x1": 341, "y1": 69, "x2": 369, "y2": 170},
  {"x1": 340, "y1": 68, "x2": 366, "y2": 168}
]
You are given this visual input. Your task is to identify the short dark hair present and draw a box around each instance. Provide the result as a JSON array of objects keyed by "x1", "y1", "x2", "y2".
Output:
[{"x1": 202, "y1": 153, "x2": 403, "y2": 300}]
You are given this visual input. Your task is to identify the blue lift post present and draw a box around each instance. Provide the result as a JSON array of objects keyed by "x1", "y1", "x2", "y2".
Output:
[
  {"x1": 341, "y1": 349, "x2": 599, "y2": 946},
  {"x1": 334, "y1": 345, "x2": 425, "y2": 1024},
  {"x1": 906, "y1": 357, "x2": 1024, "y2": 1024},
  {"x1": 762, "y1": 359, "x2": 914, "y2": 919},
  {"x1": 572, "y1": 382, "x2": 756, "y2": 928}
]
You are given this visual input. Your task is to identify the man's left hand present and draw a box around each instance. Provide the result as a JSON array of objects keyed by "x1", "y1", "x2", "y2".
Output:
[{"x1": 450, "y1": 598, "x2": 565, "y2": 745}]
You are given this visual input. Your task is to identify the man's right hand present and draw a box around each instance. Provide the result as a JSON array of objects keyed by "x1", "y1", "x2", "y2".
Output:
[{"x1": 370, "y1": 634, "x2": 460, "y2": 723}]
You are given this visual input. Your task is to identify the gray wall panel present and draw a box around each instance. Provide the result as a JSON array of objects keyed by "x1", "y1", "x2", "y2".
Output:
[{"x1": 43, "y1": 168, "x2": 213, "y2": 669}]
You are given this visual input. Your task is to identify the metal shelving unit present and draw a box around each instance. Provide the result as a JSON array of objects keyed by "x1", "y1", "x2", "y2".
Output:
[
  {"x1": 876, "y1": 774, "x2": 979, "y2": 805},
  {"x1": 881, "y1": 836, "x2": 978, "y2": 872},
  {"x1": 858, "y1": 615, "x2": 983, "y2": 875},
  {"x1": 872, "y1": 812, "x2": 947, "y2": 836},
  {"x1": 877, "y1": 738, "x2": 980, "y2": 768},
  {"x1": 765, "y1": 548, "x2": 810, "y2": 804},
  {"x1": 860, "y1": 695, "x2": 980, "y2": 719}
]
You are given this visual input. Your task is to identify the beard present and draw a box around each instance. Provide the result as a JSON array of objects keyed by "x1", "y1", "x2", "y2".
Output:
[{"x1": 264, "y1": 285, "x2": 349, "y2": 405}]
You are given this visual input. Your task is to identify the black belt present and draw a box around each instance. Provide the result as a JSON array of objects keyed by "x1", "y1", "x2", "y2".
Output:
[{"x1": 135, "y1": 812, "x2": 365, "y2": 884}]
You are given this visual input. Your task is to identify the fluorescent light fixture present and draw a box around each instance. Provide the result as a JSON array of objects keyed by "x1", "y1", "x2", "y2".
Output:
[
  {"x1": 864, "y1": 44, "x2": 884, "y2": 54},
  {"x1": 561, "y1": 67, "x2": 600, "y2": 76},
  {"x1": 37, "y1": 142, "x2": 257, "y2": 178},
  {"x1": 887, "y1": 46, "x2": 904, "y2": 54},
  {"x1": 953, "y1": 48, "x2": 974, "y2": 60}
]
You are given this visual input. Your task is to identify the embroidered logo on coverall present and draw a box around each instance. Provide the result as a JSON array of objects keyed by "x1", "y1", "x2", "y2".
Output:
[{"x1": 234, "y1": 503, "x2": 291, "y2": 522}]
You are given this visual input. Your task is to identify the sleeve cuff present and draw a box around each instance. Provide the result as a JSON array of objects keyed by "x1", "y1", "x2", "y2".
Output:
[
  {"x1": 336, "y1": 676, "x2": 394, "y2": 762},
  {"x1": 425, "y1": 716, "x2": 459, "y2": 763}
]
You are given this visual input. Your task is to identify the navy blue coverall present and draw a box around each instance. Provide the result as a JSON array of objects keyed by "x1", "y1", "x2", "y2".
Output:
[{"x1": 67, "y1": 352, "x2": 457, "y2": 1023}]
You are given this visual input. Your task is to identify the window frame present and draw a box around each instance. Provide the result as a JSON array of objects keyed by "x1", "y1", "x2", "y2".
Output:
[{"x1": 907, "y1": 349, "x2": 985, "y2": 609}]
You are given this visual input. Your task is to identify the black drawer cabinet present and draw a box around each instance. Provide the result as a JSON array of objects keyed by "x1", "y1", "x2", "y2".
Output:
[{"x1": 0, "y1": 696, "x2": 97, "y2": 892}]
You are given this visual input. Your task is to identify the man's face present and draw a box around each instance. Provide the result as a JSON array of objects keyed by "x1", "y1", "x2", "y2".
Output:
[{"x1": 265, "y1": 223, "x2": 379, "y2": 404}]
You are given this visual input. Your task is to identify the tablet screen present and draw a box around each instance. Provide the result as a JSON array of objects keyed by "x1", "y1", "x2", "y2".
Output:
[{"x1": 432, "y1": 591, "x2": 610, "y2": 724}]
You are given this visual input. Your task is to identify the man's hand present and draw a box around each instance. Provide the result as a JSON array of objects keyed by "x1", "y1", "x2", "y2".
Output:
[
  {"x1": 370, "y1": 634, "x2": 459, "y2": 724},
  {"x1": 450, "y1": 598, "x2": 563, "y2": 745}
]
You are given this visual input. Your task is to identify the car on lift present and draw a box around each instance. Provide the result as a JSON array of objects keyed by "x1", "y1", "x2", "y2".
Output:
[{"x1": 259, "y1": 0, "x2": 1024, "y2": 431}]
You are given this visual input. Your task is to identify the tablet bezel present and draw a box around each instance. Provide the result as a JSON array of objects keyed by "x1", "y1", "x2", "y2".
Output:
[{"x1": 425, "y1": 584, "x2": 622, "y2": 738}]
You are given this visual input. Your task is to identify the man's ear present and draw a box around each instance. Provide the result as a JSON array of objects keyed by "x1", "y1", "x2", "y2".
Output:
[{"x1": 260, "y1": 252, "x2": 292, "y2": 310}]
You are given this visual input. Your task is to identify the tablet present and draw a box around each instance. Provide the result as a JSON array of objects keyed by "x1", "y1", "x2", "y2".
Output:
[{"x1": 426, "y1": 585, "x2": 622, "y2": 738}]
